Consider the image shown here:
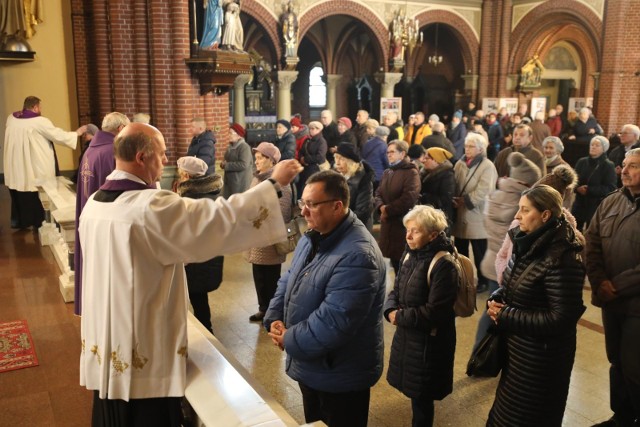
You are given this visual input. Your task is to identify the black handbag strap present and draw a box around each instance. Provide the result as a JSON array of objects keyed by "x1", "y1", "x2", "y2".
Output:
[{"x1": 458, "y1": 161, "x2": 481, "y2": 197}]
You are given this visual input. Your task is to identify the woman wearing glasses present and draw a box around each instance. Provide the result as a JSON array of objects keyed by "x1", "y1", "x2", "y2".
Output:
[{"x1": 375, "y1": 140, "x2": 421, "y2": 274}]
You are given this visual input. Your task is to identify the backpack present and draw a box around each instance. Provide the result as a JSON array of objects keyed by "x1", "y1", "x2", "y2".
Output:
[{"x1": 427, "y1": 249, "x2": 477, "y2": 317}]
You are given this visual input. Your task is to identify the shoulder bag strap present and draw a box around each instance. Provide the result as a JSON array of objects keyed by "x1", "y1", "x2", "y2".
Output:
[
  {"x1": 458, "y1": 162, "x2": 481, "y2": 196},
  {"x1": 427, "y1": 251, "x2": 451, "y2": 288}
]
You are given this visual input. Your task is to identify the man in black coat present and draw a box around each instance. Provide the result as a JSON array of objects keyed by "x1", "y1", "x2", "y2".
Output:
[
  {"x1": 608, "y1": 124, "x2": 640, "y2": 187},
  {"x1": 320, "y1": 109, "x2": 340, "y2": 165},
  {"x1": 421, "y1": 122, "x2": 456, "y2": 158}
]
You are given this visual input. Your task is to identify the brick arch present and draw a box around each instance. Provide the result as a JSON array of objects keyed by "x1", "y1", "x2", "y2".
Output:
[
  {"x1": 298, "y1": 1, "x2": 389, "y2": 70},
  {"x1": 410, "y1": 9, "x2": 479, "y2": 77},
  {"x1": 241, "y1": 1, "x2": 282, "y2": 62},
  {"x1": 510, "y1": 0, "x2": 601, "y2": 77}
]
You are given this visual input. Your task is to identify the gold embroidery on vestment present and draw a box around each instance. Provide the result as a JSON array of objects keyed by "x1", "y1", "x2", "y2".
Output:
[
  {"x1": 131, "y1": 345, "x2": 149, "y2": 370},
  {"x1": 252, "y1": 206, "x2": 269, "y2": 229},
  {"x1": 111, "y1": 347, "x2": 129, "y2": 373},
  {"x1": 91, "y1": 345, "x2": 102, "y2": 365},
  {"x1": 177, "y1": 346, "x2": 188, "y2": 358}
]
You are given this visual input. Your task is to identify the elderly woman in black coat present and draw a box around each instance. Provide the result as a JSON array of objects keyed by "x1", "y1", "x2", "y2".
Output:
[
  {"x1": 333, "y1": 142, "x2": 375, "y2": 230},
  {"x1": 176, "y1": 156, "x2": 224, "y2": 334},
  {"x1": 571, "y1": 135, "x2": 617, "y2": 231},
  {"x1": 419, "y1": 147, "x2": 455, "y2": 230},
  {"x1": 486, "y1": 185, "x2": 586, "y2": 427},
  {"x1": 384, "y1": 205, "x2": 457, "y2": 427}
]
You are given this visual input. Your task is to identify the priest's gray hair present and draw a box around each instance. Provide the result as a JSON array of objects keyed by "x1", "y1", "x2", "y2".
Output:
[
  {"x1": 114, "y1": 130, "x2": 158, "y2": 161},
  {"x1": 102, "y1": 112, "x2": 131, "y2": 133}
]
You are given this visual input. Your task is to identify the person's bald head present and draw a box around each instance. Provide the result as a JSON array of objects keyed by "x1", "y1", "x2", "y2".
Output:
[{"x1": 114, "y1": 123, "x2": 167, "y2": 184}]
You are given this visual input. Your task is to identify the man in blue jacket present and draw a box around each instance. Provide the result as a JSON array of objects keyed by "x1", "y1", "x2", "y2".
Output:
[{"x1": 265, "y1": 170, "x2": 386, "y2": 427}]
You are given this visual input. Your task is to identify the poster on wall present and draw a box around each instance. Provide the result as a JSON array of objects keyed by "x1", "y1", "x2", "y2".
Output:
[
  {"x1": 530, "y1": 97, "x2": 547, "y2": 117},
  {"x1": 482, "y1": 98, "x2": 499, "y2": 114},
  {"x1": 568, "y1": 97, "x2": 594, "y2": 112},
  {"x1": 499, "y1": 98, "x2": 518, "y2": 115},
  {"x1": 380, "y1": 97, "x2": 402, "y2": 120}
]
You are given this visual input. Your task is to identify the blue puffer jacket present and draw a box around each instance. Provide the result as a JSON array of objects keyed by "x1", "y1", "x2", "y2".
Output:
[{"x1": 264, "y1": 211, "x2": 386, "y2": 393}]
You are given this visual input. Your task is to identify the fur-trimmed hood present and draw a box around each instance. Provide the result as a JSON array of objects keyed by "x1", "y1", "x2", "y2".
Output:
[{"x1": 177, "y1": 173, "x2": 223, "y2": 197}]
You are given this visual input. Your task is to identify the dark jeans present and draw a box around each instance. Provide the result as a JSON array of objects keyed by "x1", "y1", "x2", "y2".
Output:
[
  {"x1": 188, "y1": 290, "x2": 212, "y2": 334},
  {"x1": 252, "y1": 263, "x2": 281, "y2": 313},
  {"x1": 299, "y1": 382, "x2": 370, "y2": 427},
  {"x1": 411, "y1": 395, "x2": 434, "y2": 427},
  {"x1": 603, "y1": 310, "x2": 640, "y2": 424},
  {"x1": 92, "y1": 391, "x2": 182, "y2": 427},
  {"x1": 454, "y1": 237, "x2": 488, "y2": 286},
  {"x1": 472, "y1": 279, "x2": 500, "y2": 352}
]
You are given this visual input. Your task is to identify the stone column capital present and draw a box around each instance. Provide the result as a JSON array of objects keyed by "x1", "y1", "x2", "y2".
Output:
[
  {"x1": 374, "y1": 72, "x2": 403, "y2": 87},
  {"x1": 234, "y1": 73, "x2": 252, "y2": 89},
  {"x1": 276, "y1": 70, "x2": 299, "y2": 90}
]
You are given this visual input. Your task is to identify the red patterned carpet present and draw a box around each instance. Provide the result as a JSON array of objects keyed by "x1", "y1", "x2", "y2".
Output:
[{"x1": 0, "y1": 320, "x2": 39, "y2": 373}]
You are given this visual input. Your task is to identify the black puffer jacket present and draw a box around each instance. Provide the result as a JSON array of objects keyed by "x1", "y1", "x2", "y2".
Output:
[
  {"x1": 487, "y1": 217, "x2": 586, "y2": 427},
  {"x1": 177, "y1": 174, "x2": 224, "y2": 293},
  {"x1": 384, "y1": 234, "x2": 457, "y2": 400},
  {"x1": 571, "y1": 154, "x2": 617, "y2": 226},
  {"x1": 347, "y1": 161, "x2": 375, "y2": 230}
]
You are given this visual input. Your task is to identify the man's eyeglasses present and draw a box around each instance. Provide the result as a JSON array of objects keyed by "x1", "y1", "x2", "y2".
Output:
[{"x1": 297, "y1": 199, "x2": 337, "y2": 210}]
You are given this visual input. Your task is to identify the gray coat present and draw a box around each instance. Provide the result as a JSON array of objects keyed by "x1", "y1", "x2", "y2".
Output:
[
  {"x1": 451, "y1": 155, "x2": 498, "y2": 240},
  {"x1": 222, "y1": 138, "x2": 254, "y2": 199}
]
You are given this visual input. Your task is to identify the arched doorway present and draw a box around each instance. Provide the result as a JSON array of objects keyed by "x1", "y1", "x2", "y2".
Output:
[
  {"x1": 292, "y1": 15, "x2": 384, "y2": 121},
  {"x1": 399, "y1": 23, "x2": 467, "y2": 122}
]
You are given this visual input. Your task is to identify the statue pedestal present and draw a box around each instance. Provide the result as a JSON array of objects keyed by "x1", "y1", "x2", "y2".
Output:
[{"x1": 186, "y1": 50, "x2": 253, "y2": 95}]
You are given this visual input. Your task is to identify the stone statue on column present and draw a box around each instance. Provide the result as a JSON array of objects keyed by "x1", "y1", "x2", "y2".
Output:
[
  {"x1": 280, "y1": 0, "x2": 299, "y2": 70},
  {"x1": 281, "y1": 1, "x2": 298, "y2": 58},
  {"x1": 220, "y1": 0, "x2": 243, "y2": 52},
  {"x1": 200, "y1": 0, "x2": 223, "y2": 49}
]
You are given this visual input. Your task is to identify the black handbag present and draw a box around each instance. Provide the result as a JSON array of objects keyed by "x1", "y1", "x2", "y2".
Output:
[
  {"x1": 466, "y1": 326, "x2": 505, "y2": 377},
  {"x1": 466, "y1": 261, "x2": 538, "y2": 377}
]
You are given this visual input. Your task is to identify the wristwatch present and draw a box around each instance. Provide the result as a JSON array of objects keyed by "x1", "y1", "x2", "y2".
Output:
[{"x1": 267, "y1": 178, "x2": 283, "y2": 198}]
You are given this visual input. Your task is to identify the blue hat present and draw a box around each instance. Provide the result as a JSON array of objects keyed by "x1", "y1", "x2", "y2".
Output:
[{"x1": 453, "y1": 110, "x2": 463, "y2": 119}]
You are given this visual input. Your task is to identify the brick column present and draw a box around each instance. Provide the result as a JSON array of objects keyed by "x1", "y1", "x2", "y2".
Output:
[{"x1": 596, "y1": 0, "x2": 640, "y2": 133}]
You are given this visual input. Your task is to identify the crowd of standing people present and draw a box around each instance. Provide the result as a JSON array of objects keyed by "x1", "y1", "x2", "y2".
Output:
[{"x1": 4, "y1": 96, "x2": 640, "y2": 427}]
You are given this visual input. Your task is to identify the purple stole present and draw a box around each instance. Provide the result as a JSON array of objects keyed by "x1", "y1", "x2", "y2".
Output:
[{"x1": 99, "y1": 178, "x2": 157, "y2": 191}]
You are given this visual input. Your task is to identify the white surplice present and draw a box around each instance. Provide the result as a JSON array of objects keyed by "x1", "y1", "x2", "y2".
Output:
[
  {"x1": 3, "y1": 115, "x2": 78, "y2": 191},
  {"x1": 79, "y1": 171, "x2": 287, "y2": 400}
]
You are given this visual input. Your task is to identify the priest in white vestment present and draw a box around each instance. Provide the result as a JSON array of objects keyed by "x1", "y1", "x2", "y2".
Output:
[
  {"x1": 78, "y1": 122, "x2": 302, "y2": 426},
  {"x1": 3, "y1": 96, "x2": 86, "y2": 229}
]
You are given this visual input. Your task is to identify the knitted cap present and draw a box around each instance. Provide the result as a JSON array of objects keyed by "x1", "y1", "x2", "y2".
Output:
[
  {"x1": 276, "y1": 119, "x2": 291, "y2": 131},
  {"x1": 290, "y1": 117, "x2": 302, "y2": 128},
  {"x1": 535, "y1": 165, "x2": 578, "y2": 196},
  {"x1": 508, "y1": 152, "x2": 542, "y2": 186},
  {"x1": 229, "y1": 123, "x2": 245, "y2": 138},
  {"x1": 426, "y1": 147, "x2": 453, "y2": 164},
  {"x1": 177, "y1": 156, "x2": 208, "y2": 177},
  {"x1": 338, "y1": 117, "x2": 352, "y2": 129}
]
